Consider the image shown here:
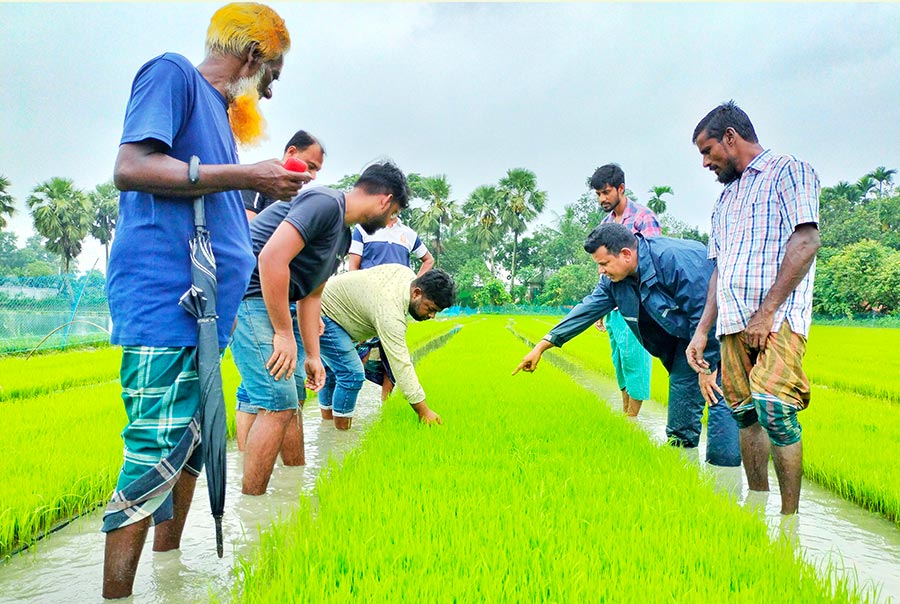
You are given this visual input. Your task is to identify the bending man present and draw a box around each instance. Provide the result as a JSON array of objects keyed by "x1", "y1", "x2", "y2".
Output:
[
  {"x1": 318, "y1": 265, "x2": 456, "y2": 430},
  {"x1": 515, "y1": 223, "x2": 741, "y2": 467}
]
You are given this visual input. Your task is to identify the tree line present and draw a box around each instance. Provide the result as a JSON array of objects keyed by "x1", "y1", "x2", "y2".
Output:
[{"x1": 1, "y1": 165, "x2": 897, "y2": 318}]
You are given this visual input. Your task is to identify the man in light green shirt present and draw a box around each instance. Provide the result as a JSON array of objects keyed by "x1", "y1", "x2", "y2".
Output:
[{"x1": 319, "y1": 265, "x2": 457, "y2": 430}]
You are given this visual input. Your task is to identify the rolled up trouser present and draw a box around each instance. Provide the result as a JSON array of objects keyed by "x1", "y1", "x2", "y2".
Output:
[
  {"x1": 666, "y1": 347, "x2": 741, "y2": 467},
  {"x1": 103, "y1": 346, "x2": 203, "y2": 532}
]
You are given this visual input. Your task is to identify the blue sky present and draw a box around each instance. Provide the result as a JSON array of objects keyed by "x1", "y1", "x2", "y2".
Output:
[{"x1": 2, "y1": 2, "x2": 898, "y2": 271}]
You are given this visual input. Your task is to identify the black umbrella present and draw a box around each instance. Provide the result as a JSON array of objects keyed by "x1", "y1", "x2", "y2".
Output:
[{"x1": 178, "y1": 156, "x2": 227, "y2": 558}]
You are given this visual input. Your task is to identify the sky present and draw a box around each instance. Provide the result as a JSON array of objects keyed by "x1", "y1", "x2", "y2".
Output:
[{"x1": 2, "y1": 2, "x2": 899, "y2": 273}]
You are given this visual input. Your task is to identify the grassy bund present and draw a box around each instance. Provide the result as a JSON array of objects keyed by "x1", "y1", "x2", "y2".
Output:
[
  {"x1": 0, "y1": 316, "x2": 895, "y2": 598},
  {"x1": 234, "y1": 318, "x2": 866, "y2": 602}
]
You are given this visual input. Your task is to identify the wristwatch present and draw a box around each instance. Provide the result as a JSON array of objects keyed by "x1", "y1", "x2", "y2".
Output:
[{"x1": 188, "y1": 156, "x2": 200, "y2": 185}]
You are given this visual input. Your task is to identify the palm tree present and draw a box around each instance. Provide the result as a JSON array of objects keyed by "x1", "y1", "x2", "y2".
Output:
[
  {"x1": 498, "y1": 168, "x2": 546, "y2": 295},
  {"x1": 647, "y1": 185, "x2": 673, "y2": 216},
  {"x1": 89, "y1": 180, "x2": 119, "y2": 271},
  {"x1": 830, "y1": 181, "x2": 860, "y2": 205},
  {"x1": 0, "y1": 175, "x2": 15, "y2": 229},
  {"x1": 26, "y1": 177, "x2": 91, "y2": 275},
  {"x1": 868, "y1": 166, "x2": 897, "y2": 198},
  {"x1": 409, "y1": 174, "x2": 455, "y2": 267},
  {"x1": 856, "y1": 175, "x2": 878, "y2": 202},
  {"x1": 463, "y1": 185, "x2": 503, "y2": 277}
]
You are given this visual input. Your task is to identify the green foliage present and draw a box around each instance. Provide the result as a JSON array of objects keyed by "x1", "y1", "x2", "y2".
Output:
[
  {"x1": 26, "y1": 177, "x2": 91, "y2": 274},
  {"x1": 660, "y1": 214, "x2": 709, "y2": 245},
  {"x1": 452, "y1": 257, "x2": 491, "y2": 307},
  {"x1": 88, "y1": 180, "x2": 119, "y2": 270},
  {"x1": 647, "y1": 185, "x2": 672, "y2": 216},
  {"x1": 408, "y1": 174, "x2": 457, "y2": 267},
  {"x1": 472, "y1": 277, "x2": 511, "y2": 306},
  {"x1": 498, "y1": 168, "x2": 547, "y2": 296},
  {"x1": 0, "y1": 174, "x2": 15, "y2": 229},
  {"x1": 537, "y1": 261, "x2": 597, "y2": 306},
  {"x1": 814, "y1": 239, "x2": 892, "y2": 317}
]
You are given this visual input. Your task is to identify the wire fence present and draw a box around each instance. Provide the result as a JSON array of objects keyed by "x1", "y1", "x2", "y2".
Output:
[{"x1": 0, "y1": 274, "x2": 111, "y2": 355}]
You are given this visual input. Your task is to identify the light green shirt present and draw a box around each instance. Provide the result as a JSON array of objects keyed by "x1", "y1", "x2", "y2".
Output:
[{"x1": 321, "y1": 264, "x2": 425, "y2": 405}]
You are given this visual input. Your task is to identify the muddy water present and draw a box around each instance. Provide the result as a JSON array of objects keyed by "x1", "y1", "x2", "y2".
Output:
[
  {"x1": 510, "y1": 328, "x2": 900, "y2": 603},
  {"x1": 0, "y1": 383, "x2": 386, "y2": 604}
]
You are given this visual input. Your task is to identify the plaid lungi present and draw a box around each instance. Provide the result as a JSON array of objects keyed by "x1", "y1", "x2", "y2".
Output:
[{"x1": 102, "y1": 346, "x2": 203, "y2": 532}]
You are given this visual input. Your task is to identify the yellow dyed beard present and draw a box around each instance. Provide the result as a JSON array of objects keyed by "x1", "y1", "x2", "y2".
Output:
[{"x1": 228, "y1": 93, "x2": 267, "y2": 148}]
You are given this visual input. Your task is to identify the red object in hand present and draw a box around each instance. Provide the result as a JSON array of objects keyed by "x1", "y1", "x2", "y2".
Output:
[{"x1": 283, "y1": 157, "x2": 308, "y2": 173}]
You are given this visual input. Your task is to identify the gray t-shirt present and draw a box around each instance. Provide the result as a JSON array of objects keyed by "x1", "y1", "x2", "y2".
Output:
[{"x1": 243, "y1": 187, "x2": 351, "y2": 301}]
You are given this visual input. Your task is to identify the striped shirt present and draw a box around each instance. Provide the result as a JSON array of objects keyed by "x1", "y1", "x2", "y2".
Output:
[
  {"x1": 349, "y1": 219, "x2": 429, "y2": 269},
  {"x1": 708, "y1": 150, "x2": 820, "y2": 337},
  {"x1": 601, "y1": 200, "x2": 662, "y2": 237}
]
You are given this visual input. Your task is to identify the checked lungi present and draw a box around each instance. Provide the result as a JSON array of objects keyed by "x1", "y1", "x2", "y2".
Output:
[{"x1": 102, "y1": 346, "x2": 204, "y2": 532}]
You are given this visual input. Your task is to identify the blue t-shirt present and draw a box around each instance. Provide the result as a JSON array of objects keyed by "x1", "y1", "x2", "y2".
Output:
[
  {"x1": 107, "y1": 53, "x2": 255, "y2": 348},
  {"x1": 348, "y1": 219, "x2": 428, "y2": 269},
  {"x1": 243, "y1": 188, "x2": 351, "y2": 301}
]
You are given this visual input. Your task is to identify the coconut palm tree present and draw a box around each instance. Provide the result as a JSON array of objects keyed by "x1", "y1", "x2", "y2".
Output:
[
  {"x1": 0, "y1": 175, "x2": 15, "y2": 229},
  {"x1": 89, "y1": 180, "x2": 119, "y2": 271},
  {"x1": 409, "y1": 174, "x2": 456, "y2": 267},
  {"x1": 498, "y1": 168, "x2": 546, "y2": 296},
  {"x1": 647, "y1": 185, "x2": 673, "y2": 216},
  {"x1": 868, "y1": 166, "x2": 897, "y2": 198},
  {"x1": 26, "y1": 177, "x2": 91, "y2": 275},
  {"x1": 463, "y1": 184, "x2": 503, "y2": 277}
]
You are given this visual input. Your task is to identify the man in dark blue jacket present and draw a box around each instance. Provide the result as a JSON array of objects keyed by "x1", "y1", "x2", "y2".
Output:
[{"x1": 514, "y1": 223, "x2": 740, "y2": 466}]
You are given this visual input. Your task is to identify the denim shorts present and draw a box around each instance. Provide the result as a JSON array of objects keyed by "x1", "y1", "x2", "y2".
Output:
[{"x1": 230, "y1": 297, "x2": 306, "y2": 413}]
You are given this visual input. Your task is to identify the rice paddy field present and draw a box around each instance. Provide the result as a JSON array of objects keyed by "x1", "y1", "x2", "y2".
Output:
[{"x1": 0, "y1": 315, "x2": 897, "y2": 602}]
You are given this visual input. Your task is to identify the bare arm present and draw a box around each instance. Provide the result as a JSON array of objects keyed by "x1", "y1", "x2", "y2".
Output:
[
  {"x1": 348, "y1": 254, "x2": 362, "y2": 271},
  {"x1": 296, "y1": 283, "x2": 327, "y2": 392},
  {"x1": 114, "y1": 141, "x2": 308, "y2": 201},
  {"x1": 744, "y1": 223, "x2": 820, "y2": 350},
  {"x1": 513, "y1": 338, "x2": 555, "y2": 375},
  {"x1": 416, "y1": 251, "x2": 435, "y2": 277},
  {"x1": 259, "y1": 223, "x2": 305, "y2": 380}
]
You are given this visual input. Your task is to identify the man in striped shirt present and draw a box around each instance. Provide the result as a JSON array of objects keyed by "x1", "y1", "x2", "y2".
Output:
[{"x1": 687, "y1": 101, "x2": 821, "y2": 515}]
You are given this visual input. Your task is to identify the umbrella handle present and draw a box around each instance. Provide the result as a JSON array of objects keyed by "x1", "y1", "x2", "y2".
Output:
[
  {"x1": 215, "y1": 515, "x2": 224, "y2": 558},
  {"x1": 189, "y1": 155, "x2": 206, "y2": 229}
]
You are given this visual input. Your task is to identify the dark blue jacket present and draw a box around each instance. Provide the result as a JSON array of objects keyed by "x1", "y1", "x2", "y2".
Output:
[{"x1": 544, "y1": 235, "x2": 719, "y2": 371}]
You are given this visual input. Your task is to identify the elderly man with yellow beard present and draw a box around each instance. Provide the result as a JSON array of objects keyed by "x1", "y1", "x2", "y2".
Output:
[{"x1": 103, "y1": 3, "x2": 304, "y2": 598}]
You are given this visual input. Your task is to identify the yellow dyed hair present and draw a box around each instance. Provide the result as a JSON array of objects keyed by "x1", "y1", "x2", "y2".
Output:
[{"x1": 206, "y1": 3, "x2": 290, "y2": 62}]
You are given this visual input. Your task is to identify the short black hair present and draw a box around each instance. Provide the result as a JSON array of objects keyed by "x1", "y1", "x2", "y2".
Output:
[
  {"x1": 583, "y1": 222, "x2": 638, "y2": 255},
  {"x1": 284, "y1": 130, "x2": 325, "y2": 155},
  {"x1": 588, "y1": 164, "x2": 625, "y2": 191},
  {"x1": 413, "y1": 268, "x2": 457, "y2": 309},
  {"x1": 692, "y1": 100, "x2": 759, "y2": 144},
  {"x1": 355, "y1": 161, "x2": 410, "y2": 209}
]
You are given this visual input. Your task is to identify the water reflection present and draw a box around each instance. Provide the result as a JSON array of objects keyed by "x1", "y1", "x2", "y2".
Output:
[{"x1": 0, "y1": 384, "x2": 385, "y2": 604}]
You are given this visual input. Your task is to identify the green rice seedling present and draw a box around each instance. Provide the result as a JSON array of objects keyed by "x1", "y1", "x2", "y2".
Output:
[
  {"x1": 0, "y1": 345, "x2": 122, "y2": 402},
  {"x1": 510, "y1": 315, "x2": 670, "y2": 404},
  {"x1": 0, "y1": 382, "x2": 126, "y2": 556},
  {"x1": 802, "y1": 384, "x2": 900, "y2": 524},
  {"x1": 234, "y1": 317, "x2": 870, "y2": 603},
  {"x1": 806, "y1": 325, "x2": 900, "y2": 403}
]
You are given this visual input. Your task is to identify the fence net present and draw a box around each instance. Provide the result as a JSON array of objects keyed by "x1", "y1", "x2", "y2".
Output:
[{"x1": 0, "y1": 274, "x2": 111, "y2": 355}]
